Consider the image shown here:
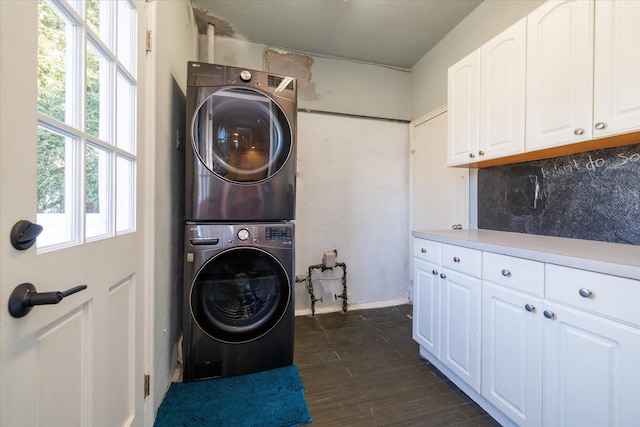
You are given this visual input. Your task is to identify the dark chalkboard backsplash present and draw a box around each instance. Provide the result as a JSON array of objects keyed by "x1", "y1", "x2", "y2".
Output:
[{"x1": 478, "y1": 143, "x2": 640, "y2": 246}]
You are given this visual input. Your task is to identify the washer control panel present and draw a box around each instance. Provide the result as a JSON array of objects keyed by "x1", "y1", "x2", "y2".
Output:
[{"x1": 186, "y1": 223, "x2": 294, "y2": 248}]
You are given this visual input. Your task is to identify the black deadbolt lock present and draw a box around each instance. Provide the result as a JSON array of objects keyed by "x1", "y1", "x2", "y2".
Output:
[{"x1": 10, "y1": 220, "x2": 43, "y2": 250}]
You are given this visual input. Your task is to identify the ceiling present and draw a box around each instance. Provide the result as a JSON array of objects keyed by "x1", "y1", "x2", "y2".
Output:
[{"x1": 190, "y1": 0, "x2": 483, "y2": 70}]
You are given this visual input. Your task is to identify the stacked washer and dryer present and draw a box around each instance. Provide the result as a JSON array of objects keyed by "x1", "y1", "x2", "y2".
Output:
[{"x1": 183, "y1": 62, "x2": 297, "y2": 381}]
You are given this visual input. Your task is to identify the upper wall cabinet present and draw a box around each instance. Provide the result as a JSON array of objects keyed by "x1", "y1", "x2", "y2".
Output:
[
  {"x1": 448, "y1": 0, "x2": 640, "y2": 167},
  {"x1": 448, "y1": 19, "x2": 526, "y2": 166},
  {"x1": 448, "y1": 50, "x2": 480, "y2": 166},
  {"x1": 480, "y1": 19, "x2": 526, "y2": 161},
  {"x1": 526, "y1": 0, "x2": 594, "y2": 151},
  {"x1": 593, "y1": 0, "x2": 640, "y2": 138}
]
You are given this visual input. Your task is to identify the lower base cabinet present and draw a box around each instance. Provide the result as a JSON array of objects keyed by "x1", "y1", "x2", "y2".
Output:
[
  {"x1": 412, "y1": 258, "x2": 441, "y2": 358},
  {"x1": 412, "y1": 236, "x2": 640, "y2": 427},
  {"x1": 542, "y1": 301, "x2": 640, "y2": 427},
  {"x1": 441, "y1": 269, "x2": 481, "y2": 393},
  {"x1": 482, "y1": 283, "x2": 542, "y2": 427}
]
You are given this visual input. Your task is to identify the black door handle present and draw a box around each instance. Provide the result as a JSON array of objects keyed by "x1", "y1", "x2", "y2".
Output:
[{"x1": 8, "y1": 283, "x2": 87, "y2": 318}]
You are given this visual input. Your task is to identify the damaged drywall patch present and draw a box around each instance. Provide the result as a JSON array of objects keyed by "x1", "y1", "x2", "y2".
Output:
[
  {"x1": 192, "y1": 7, "x2": 235, "y2": 36},
  {"x1": 264, "y1": 49, "x2": 319, "y2": 102}
]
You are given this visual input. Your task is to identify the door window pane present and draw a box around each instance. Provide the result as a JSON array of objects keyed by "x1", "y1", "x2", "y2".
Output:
[
  {"x1": 86, "y1": 42, "x2": 112, "y2": 140},
  {"x1": 116, "y1": 155, "x2": 135, "y2": 233},
  {"x1": 86, "y1": 143, "x2": 112, "y2": 239},
  {"x1": 38, "y1": 0, "x2": 76, "y2": 125},
  {"x1": 117, "y1": 0, "x2": 136, "y2": 75},
  {"x1": 36, "y1": 126, "x2": 79, "y2": 247},
  {"x1": 116, "y1": 70, "x2": 135, "y2": 153},
  {"x1": 87, "y1": 0, "x2": 114, "y2": 50},
  {"x1": 37, "y1": 0, "x2": 137, "y2": 250}
]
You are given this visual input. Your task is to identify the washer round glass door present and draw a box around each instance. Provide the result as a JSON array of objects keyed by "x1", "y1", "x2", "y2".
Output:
[
  {"x1": 192, "y1": 87, "x2": 292, "y2": 184},
  {"x1": 191, "y1": 247, "x2": 291, "y2": 343}
]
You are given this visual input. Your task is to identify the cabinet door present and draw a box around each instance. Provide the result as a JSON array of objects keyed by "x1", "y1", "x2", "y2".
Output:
[
  {"x1": 448, "y1": 50, "x2": 480, "y2": 166},
  {"x1": 441, "y1": 269, "x2": 481, "y2": 392},
  {"x1": 412, "y1": 259, "x2": 441, "y2": 357},
  {"x1": 593, "y1": 0, "x2": 640, "y2": 137},
  {"x1": 482, "y1": 283, "x2": 542, "y2": 427},
  {"x1": 479, "y1": 18, "x2": 526, "y2": 160},
  {"x1": 526, "y1": 0, "x2": 594, "y2": 151},
  {"x1": 542, "y1": 302, "x2": 640, "y2": 427}
]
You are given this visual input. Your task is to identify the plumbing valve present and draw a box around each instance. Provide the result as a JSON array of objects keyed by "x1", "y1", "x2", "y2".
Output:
[{"x1": 322, "y1": 250, "x2": 336, "y2": 269}]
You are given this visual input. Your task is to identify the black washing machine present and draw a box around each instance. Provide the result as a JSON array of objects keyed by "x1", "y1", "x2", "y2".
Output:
[
  {"x1": 185, "y1": 62, "x2": 297, "y2": 222},
  {"x1": 183, "y1": 222, "x2": 294, "y2": 381}
]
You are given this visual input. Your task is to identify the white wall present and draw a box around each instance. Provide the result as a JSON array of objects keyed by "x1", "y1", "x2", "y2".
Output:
[
  {"x1": 153, "y1": 0, "x2": 197, "y2": 412},
  {"x1": 213, "y1": 38, "x2": 411, "y2": 121},
  {"x1": 295, "y1": 112, "x2": 410, "y2": 313}
]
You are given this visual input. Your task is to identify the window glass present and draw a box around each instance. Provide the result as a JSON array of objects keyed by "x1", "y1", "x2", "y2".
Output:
[
  {"x1": 37, "y1": 0, "x2": 74, "y2": 125},
  {"x1": 116, "y1": 70, "x2": 135, "y2": 154},
  {"x1": 86, "y1": 42, "x2": 112, "y2": 140},
  {"x1": 116, "y1": 155, "x2": 135, "y2": 233},
  {"x1": 117, "y1": 0, "x2": 136, "y2": 75},
  {"x1": 37, "y1": 0, "x2": 137, "y2": 251},
  {"x1": 87, "y1": 0, "x2": 114, "y2": 49},
  {"x1": 86, "y1": 143, "x2": 112, "y2": 239},
  {"x1": 36, "y1": 126, "x2": 79, "y2": 247}
]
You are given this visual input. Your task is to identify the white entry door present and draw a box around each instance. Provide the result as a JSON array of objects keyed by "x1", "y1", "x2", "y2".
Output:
[{"x1": 1, "y1": 1, "x2": 149, "y2": 426}]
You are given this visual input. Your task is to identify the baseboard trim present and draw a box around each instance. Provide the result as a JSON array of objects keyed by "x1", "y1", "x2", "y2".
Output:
[{"x1": 294, "y1": 298, "x2": 410, "y2": 316}]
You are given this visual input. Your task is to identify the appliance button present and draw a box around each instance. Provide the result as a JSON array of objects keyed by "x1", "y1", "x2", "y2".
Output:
[{"x1": 237, "y1": 228, "x2": 250, "y2": 241}]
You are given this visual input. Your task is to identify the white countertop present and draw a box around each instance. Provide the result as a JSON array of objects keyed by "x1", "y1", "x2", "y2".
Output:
[{"x1": 412, "y1": 229, "x2": 640, "y2": 280}]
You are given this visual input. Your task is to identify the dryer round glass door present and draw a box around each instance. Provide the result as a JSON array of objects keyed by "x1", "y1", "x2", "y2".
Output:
[
  {"x1": 190, "y1": 247, "x2": 291, "y2": 343},
  {"x1": 192, "y1": 88, "x2": 292, "y2": 184}
]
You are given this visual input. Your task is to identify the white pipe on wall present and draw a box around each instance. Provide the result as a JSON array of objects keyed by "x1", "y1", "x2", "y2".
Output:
[{"x1": 207, "y1": 23, "x2": 215, "y2": 63}]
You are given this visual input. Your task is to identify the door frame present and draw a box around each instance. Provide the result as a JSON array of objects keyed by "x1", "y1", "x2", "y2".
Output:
[{"x1": 143, "y1": 0, "x2": 157, "y2": 424}]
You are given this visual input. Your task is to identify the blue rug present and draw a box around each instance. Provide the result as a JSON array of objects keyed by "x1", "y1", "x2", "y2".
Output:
[{"x1": 154, "y1": 365, "x2": 312, "y2": 427}]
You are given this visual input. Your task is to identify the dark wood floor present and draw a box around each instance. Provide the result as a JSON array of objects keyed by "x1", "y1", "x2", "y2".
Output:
[{"x1": 294, "y1": 304, "x2": 501, "y2": 426}]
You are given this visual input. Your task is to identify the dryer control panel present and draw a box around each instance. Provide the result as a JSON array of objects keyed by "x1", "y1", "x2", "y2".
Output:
[{"x1": 265, "y1": 226, "x2": 293, "y2": 241}]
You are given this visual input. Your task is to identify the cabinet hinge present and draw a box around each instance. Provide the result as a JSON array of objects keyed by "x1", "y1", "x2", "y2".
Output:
[
  {"x1": 144, "y1": 374, "x2": 150, "y2": 398},
  {"x1": 146, "y1": 30, "x2": 152, "y2": 52}
]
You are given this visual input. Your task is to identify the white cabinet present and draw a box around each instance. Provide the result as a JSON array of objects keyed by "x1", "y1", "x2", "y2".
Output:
[
  {"x1": 542, "y1": 264, "x2": 640, "y2": 427},
  {"x1": 412, "y1": 239, "x2": 442, "y2": 357},
  {"x1": 448, "y1": 19, "x2": 526, "y2": 166},
  {"x1": 448, "y1": 0, "x2": 640, "y2": 166},
  {"x1": 413, "y1": 259, "x2": 441, "y2": 357},
  {"x1": 441, "y1": 269, "x2": 481, "y2": 393},
  {"x1": 542, "y1": 301, "x2": 640, "y2": 427},
  {"x1": 482, "y1": 253, "x2": 544, "y2": 427},
  {"x1": 526, "y1": 0, "x2": 640, "y2": 151},
  {"x1": 526, "y1": 0, "x2": 594, "y2": 151},
  {"x1": 448, "y1": 50, "x2": 480, "y2": 166},
  {"x1": 412, "y1": 234, "x2": 640, "y2": 427},
  {"x1": 593, "y1": 0, "x2": 640, "y2": 138},
  {"x1": 412, "y1": 240, "x2": 482, "y2": 393},
  {"x1": 440, "y1": 244, "x2": 482, "y2": 393},
  {"x1": 483, "y1": 284, "x2": 542, "y2": 427},
  {"x1": 479, "y1": 18, "x2": 526, "y2": 160}
]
